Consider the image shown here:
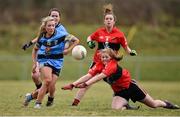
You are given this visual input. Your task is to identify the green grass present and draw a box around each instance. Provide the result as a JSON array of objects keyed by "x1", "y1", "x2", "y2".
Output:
[{"x1": 0, "y1": 80, "x2": 180, "y2": 116}]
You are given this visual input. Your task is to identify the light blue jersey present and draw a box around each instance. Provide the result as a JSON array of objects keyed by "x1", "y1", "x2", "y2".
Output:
[
  {"x1": 56, "y1": 23, "x2": 68, "y2": 34},
  {"x1": 36, "y1": 29, "x2": 68, "y2": 76}
]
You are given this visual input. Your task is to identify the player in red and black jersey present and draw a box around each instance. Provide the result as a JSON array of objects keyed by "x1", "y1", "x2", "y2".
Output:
[
  {"x1": 87, "y1": 24, "x2": 133, "y2": 64},
  {"x1": 62, "y1": 48, "x2": 179, "y2": 110},
  {"x1": 70, "y1": 4, "x2": 137, "y2": 108}
]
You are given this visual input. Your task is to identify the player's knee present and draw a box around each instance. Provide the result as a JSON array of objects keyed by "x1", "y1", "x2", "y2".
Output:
[
  {"x1": 44, "y1": 78, "x2": 52, "y2": 86},
  {"x1": 49, "y1": 85, "x2": 56, "y2": 92},
  {"x1": 32, "y1": 72, "x2": 40, "y2": 79},
  {"x1": 112, "y1": 105, "x2": 124, "y2": 110},
  {"x1": 112, "y1": 106, "x2": 123, "y2": 110}
]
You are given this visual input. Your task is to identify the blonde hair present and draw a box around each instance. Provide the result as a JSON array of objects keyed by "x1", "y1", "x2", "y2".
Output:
[
  {"x1": 103, "y1": 3, "x2": 116, "y2": 21},
  {"x1": 37, "y1": 16, "x2": 54, "y2": 41},
  {"x1": 101, "y1": 48, "x2": 123, "y2": 61}
]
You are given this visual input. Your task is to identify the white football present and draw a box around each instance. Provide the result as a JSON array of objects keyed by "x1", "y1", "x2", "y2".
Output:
[{"x1": 72, "y1": 45, "x2": 87, "y2": 60}]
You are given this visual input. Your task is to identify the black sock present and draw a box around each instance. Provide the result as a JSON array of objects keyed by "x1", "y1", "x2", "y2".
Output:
[
  {"x1": 36, "y1": 83, "x2": 42, "y2": 89},
  {"x1": 48, "y1": 96, "x2": 54, "y2": 102},
  {"x1": 35, "y1": 101, "x2": 42, "y2": 105}
]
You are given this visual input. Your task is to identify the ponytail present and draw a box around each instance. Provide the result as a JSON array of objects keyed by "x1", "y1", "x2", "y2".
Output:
[
  {"x1": 103, "y1": 3, "x2": 116, "y2": 22},
  {"x1": 103, "y1": 3, "x2": 113, "y2": 15}
]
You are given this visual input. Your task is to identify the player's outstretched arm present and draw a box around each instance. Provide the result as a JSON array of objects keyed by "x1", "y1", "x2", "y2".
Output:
[
  {"x1": 61, "y1": 73, "x2": 92, "y2": 90},
  {"x1": 22, "y1": 37, "x2": 38, "y2": 51},
  {"x1": 76, "y1": 73, "x2": 107, "y2": 88}
]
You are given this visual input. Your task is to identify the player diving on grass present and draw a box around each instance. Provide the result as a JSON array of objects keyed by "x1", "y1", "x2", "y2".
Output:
[{"x1": 62, "y1": 48, "x2": 180, "y2": 110}]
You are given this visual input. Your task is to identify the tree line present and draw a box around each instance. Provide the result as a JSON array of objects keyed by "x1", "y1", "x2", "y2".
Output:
[{"x1": 0, "y1": 0, "x2": 180, "y2": 26}]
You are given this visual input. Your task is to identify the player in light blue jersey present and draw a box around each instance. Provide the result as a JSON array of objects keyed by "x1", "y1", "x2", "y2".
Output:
[
  {"x1": 22, "y1": 8, "x2": 69, "y2": 90},
  {"x1": 22, "y1": 8, "x2": 79, "y2": 107},
  {"x1": 31, "y1": 16, "x2": 65, "y2": 108},
  {"x1": 23, "y1": 15, "x2": 79, "y2": 108}
]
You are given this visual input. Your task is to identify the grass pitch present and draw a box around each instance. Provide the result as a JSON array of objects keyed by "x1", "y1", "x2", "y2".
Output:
[{"x1": 0, "y1": 80, "x2": 180, "y2": 116}]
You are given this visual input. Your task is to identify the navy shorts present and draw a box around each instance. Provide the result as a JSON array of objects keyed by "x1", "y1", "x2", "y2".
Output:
[
  {"x1": 114, "y1": 81, "x2": 147, "y2": 102},
  {"x1": 44, "y1": 63, "x2": 61, "y2": 76}
]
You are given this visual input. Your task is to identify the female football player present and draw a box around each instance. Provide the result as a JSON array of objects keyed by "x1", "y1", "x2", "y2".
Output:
[
  {"x1": 63, "y1": 4, "x2": 137, "y2": 109},
  {"x1": 22, "y1": 8, "x2": 67, "y2": 90},
  {"x1": 23, "y1": 8, "x2": 79, "y2": 107},
  {"x1": 62, "y1": 48, "x2": 179, "y2": 110},
  {"x1": 30, "y1": 16, "x2": 69, "y2": 108},
  {"x1": 22, "y1": 8, "x2": 76, "y2": 89}
]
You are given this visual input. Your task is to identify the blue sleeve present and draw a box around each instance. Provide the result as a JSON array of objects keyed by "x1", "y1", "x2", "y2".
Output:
[{"x1": 59, "y1": 24, "x2": 68, "y2": 34}]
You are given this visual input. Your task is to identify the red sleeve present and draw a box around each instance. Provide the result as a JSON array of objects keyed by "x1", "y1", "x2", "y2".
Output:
[
  {"x1": 90, "y1": 28, "x2": 101, "y2": 41},
  {"x1": 88, "y1": 62, "x2": 104, "y2": 76},
  {"x1": 118, "y1": 32, "x2": 128, "y2": 49},
  {"x1": 102, "y1": 60, "x2": 117, "y2": 77}
]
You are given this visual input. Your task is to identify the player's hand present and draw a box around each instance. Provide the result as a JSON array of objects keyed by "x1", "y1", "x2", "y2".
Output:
[
  {"x1": 22, "y1": 41, "x2": 33, "y2": 51},
  {"x1": 61, "y1": 84, "x2": 74, "y2": 90},
  {"x1": 63, "y1": 49, "x2": 69, "y2": 55},
  {"x1": 130, "y1": 50, "x2": 137, "y2": 56},
  {"x1": 87, "y1": 41, "x2": 95, "y2": 49},
  {"x1": 75, "y1": 83, "x2": 88, "y2": 88}
]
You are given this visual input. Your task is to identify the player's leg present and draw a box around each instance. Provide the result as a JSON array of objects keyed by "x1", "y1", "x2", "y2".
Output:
[
  {"x1": 71, "y1": 61, "x2": 95, "y2": 106},
  {"x1": 111, "y1": 96, "x2": 128, "y2": 110},
  {"x1": 31, "y1": 62, "x2": 42, "y2": 89},
  {"x1": 140, "y1": 94, "x2": 179, "y2": 109},
  {"x1": 113, "y1": 87, "x2": 140, "y2": 110},
  {"x1": 130, "y1": 80, "x2": 179, "y2": 109},
  {"x1": 140, "y1": 94, "x2": 166, "y2": 108},
  {"x1": 72, "y1": 86, "x2": 90, "y2": 106},
  {"x1": 23, "y1": 63, "x2": 41, "y2": 107},
  {"x1": 34, "y1": 66, "x2": 52, "y2": 108},
  {"x1": 46, "y1": 73, "x2": 58, "y2": 107},
  {"x1": 32, "y1": 72, "x2": 41, "y2": 89}
]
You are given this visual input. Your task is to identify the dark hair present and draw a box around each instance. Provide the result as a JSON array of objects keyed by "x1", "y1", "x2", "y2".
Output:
[
  {"x1": 103, "y1": 4, "x2": 116, "y2": 22},
  {"x1": 48, "y1": 8, "x2": 61, "y2": 17}
]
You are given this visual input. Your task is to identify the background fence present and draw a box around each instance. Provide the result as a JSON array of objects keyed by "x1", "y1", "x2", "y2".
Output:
[{"x1": 0, "y1": 55, "x2": 180, "y2": 81}]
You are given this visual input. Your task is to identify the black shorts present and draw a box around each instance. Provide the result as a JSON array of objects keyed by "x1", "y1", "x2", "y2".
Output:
[
  {"x1": 44, "y1": 63, "x2": 61, "y2": 76},
  {"x1": 114, "y1": 81, "x2": 147, "y2": 102}
]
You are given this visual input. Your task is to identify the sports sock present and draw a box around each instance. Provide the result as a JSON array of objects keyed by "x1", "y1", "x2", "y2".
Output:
[
  {"x1": 35, "y1": 101, "x2": 42, "y2": 105},
  {"x1": 72, "y1": 98, "x2": 80, "y2": 106},
  {"x1": 36, "y1": 83, "x2": 42, "y2": 89},
  {"x1": 48, "y1": 96, "x2": 54, "y2": 102}
]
